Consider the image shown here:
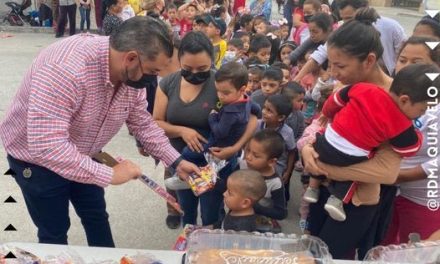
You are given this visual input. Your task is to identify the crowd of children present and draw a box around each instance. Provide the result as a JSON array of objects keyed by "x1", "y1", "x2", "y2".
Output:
[{"x1": 106, "y1": 0, "x2": 440, "y2": 258}]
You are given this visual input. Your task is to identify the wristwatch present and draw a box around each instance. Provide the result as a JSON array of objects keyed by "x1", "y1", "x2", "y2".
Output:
[{"x1": 170, "y1": 156, "x2": 184, "y2": 171}]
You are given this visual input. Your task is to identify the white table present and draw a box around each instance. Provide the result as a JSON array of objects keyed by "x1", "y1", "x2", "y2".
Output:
[{"x1": 4, "y1": 242, "x2": 363, "y2": 264}]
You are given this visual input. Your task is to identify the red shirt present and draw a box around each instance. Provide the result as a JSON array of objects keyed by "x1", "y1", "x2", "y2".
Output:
[
  {"x1": 323, "y1": 82, "x2": 422, "y2": 157},
  {"x1": 179, "y1": 19, "x2": 193, "y2": 37},
  {"x1": 0, "y1": 35, "x2": 180, "y2": 187}
]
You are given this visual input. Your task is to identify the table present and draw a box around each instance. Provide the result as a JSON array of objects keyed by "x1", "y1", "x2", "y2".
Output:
[{"x1": 4, "y1": 242, "x2": 363, "y2": 264}]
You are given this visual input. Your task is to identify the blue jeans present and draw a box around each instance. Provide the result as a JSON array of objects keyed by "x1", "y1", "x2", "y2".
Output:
[
  {"x1": 7, "y1": 155, "x2": 114, "y2": 247},
  {"x1": 79, "y1": 5, "x2": 91, "y2": 31},
  {"x1": 177, "y1": 158, "x2": 238, "y2": 226}
]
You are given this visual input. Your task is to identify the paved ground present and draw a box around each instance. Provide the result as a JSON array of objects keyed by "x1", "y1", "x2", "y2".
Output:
[{"x1": 0, "y1": 6, "x2": 422, "y2": 250}]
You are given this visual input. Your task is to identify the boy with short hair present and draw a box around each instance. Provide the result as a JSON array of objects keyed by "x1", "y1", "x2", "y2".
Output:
[
  {"x1": 222, "y1": 38, "x2": 245, "y2": 65},
  {"x1": 272, "y1": 62, "x2": 290, "y2": 89},
  {"x1": 245, "y1": 129, "x2": 288, "y2": 229},
  {"x1": 251, "y1": 66, "x2": 283, "y2": 109},
  {"x1": 205, "y1": 15, "x2": 227, "y2": 69},
  {"x1": 248, "y1": 34, "x2": 272, "y2": 65},
  {"x1": 281, "y1": 81, "x2": 306, "y2": 201},
  {"x1": 222, "y1": 169, "x2": 267, "y2": 232},
  {"x1": 179, "y1": 62, "x2": 260, "y2": 167},
  {"x1": 246, "y1": 66, "x2": 263, "y2": 96}
]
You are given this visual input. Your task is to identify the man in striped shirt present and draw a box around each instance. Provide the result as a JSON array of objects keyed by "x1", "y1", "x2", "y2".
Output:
[{"x1": 0, "y1": 17, "x2": 199, "y2": 247}]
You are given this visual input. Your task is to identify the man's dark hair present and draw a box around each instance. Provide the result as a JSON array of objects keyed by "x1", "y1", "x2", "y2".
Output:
[
  {"x1": 251, "y1": 129, "x2": 285, "y2": 159},
  {"x1": 215, "y1": 62, "x2": 248, "y2": 90},
  {"x1": 390, "y1": 63, "x2": 440, "y2": 102},
  {"x1": 262, "y1": 67, "x2": 283, "y2": 82},
  {"x1": 110, "y1": 16, "x2": 173, "y2": 60},
  {"x1": 249, "y1": 34, "x2": 271, "y2": 54}
]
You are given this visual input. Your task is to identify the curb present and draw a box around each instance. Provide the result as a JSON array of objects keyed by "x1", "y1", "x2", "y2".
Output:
[{"x1": 396, "y1": 12, "x2": 425, "y2": 18}]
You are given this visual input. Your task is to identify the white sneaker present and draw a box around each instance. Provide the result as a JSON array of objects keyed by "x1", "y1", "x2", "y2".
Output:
[
  {"x1": 164, "y1": 175, "x2": 190, "y2": 190},
  {"x1": 324, "y1": 195, "x2": 346, "y2": 221},
  {"x1": 303, "y1": 187, "x2": 319, "y2": 203}
]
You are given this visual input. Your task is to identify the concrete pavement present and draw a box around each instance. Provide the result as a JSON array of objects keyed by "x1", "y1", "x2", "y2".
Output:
[{"x1": 0, "y1": 7, "x2": 424, "y2": 251}]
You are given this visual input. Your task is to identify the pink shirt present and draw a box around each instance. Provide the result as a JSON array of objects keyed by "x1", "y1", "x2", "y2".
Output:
[{"x1": 0, "y1": 34, "x2": 180, "y2": 187}]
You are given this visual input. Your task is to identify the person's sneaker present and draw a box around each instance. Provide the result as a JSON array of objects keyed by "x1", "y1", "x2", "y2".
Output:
[
  {"x1": 303, "y1": 187, "x2": 319, "y2": 203},
  {"x1": 271, "y1": 219, "x2": 282, "y2": 233},
  {"x1": 299, "y1": 219, "x2": 309, "y2": 233},
  {"x1": 164, "y1": 175, "x2": 190, "y2": 190},
  {"x1": 324, "y1": 195, "x2": 346, "y2": 221},
  {"x1": 166, "y1": 215, "x2": 181, "y2": 229}
]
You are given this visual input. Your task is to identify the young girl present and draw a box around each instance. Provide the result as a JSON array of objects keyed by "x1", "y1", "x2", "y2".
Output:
[
  {"x1": 278, "y1": 18, "x2": 290, "y2": 44},
  {"x1": 278, "y1": 41, "x2": 299, "y2": 77},
  {"x1": 166, "y1": 4, "x2": 180, "y2": 37},
  {"x1": 298, "y1": 50, "x2": 319, "y2": 124},
  {"x1": 290, "y1": 7, "x2": 309, "y2": 45},
  {"x1": 102, "y1": 0, "x2": 124, "y2": 36}
]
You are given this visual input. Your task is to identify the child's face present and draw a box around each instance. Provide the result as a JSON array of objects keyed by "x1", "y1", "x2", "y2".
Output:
[
  {"x1": 245, "y1": 139, "x2": 272, "y2": 172},
  {"x1": 193, "y1": 21, "x2": 202, "y2": 31},
  {"x1": 207, "y1": 22, "x2": 219, "y2": 38},
  {"x1": 261, "y1": 78, "x2": 280, "y2": 97},
  {"x1": 223, "y1": 178, "x2": 250, "y2": 212},
  {"x1": 291, "y1": 93, "x2": 305, "y2": 111},
  {"x1": 186, "y1": 6, "x2": 197, "y2": 20},
  {"x1": 280, "y1": 46, "x2": 294, "y2": 64},
  {"x1": 303, "y1": 4, "x2": 318, "y2": 19},
  {"x1": 292, "y1": 13, "x2": 303, "y2": 26},
  {"x1": 112, "y1": 0, "x2": 124, "y2": 14},
  {"x1": 280, "y1": 25, "x2": 290, "y2": 40},
  {"x1": 254, "y1": 22, "x2": 267, "y2": 35},
  {"x1": 281, "y1": 69, "x2": 290, "y2": 86},
  {"x1": 215, "y1": 80, "x2": 244, "y2": 105},
  {"x1": 167, "y1": 8, "x2": 177, "y2": 20},
  {"x1": 256, "y1": 47, "x2": 271, "y2": 65},
  {"x1": 244, "y1": 22, "x2": 253, "y2": 32},
  {"x1": 248, "y1": 73, "x2": 261, "y2": 92},
  {"x1": 308, "y1": 21, "x2": 328, "y2": 44},
  {"x1": 241, "y1": 36, "x2": 250, "y2": 53},
  {"x1": 262, "y1": 100, "x2": 285, "y2": 126},
  {"x1": 397, "y1": 97, "x2": 428, "y2": 120}
]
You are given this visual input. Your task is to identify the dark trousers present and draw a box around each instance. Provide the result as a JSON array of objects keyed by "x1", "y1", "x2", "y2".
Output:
[
  {"x1": 314, "y1": 134, "x2": 368, "y2": 202},
  {"x1": 308, "y1": 186, "x2": 378, "y2": 259},
  {"x1": 56, "y1": 4, "x2": 77, "y2": 36},
  {"x1": 7, "y1": 155, "x2": 115, "y2": 247},
  {"x1": 79, "y1": 5, "x2": 91, "y2": 31}
]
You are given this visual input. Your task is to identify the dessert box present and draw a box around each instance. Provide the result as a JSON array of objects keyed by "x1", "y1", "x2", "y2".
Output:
[
  {"x1": 364, "y1": 240, "x2": 440, "y2": 263},
  {"x1": 184, "y1": 229, "x2": 333, "y2": 264}
]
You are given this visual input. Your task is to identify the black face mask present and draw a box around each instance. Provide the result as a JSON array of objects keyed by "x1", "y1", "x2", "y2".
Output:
[
  {"x1": 181, "y1": 69, "x2": 211, "y2": 85},
  {"x1": 123, "y1": 56, "x2": 157, "y2": 89},
  {"x1": 304, "y1": 15, "x2": 313, "y2": 23},
  {"x1": 125, "y1": 72, "x2": 157, "y2": 89}
]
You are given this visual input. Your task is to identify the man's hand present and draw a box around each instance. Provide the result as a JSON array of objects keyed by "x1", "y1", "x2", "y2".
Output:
[
  {"x1": 111, "y1": 160, "x2": 142, "y2": 185},
  {"x1": 175, "y1": 160, "x2": 201, "y2": 181}
]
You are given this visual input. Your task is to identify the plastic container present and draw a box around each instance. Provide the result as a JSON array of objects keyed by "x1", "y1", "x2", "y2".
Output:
[
  {"x1": 364, "y1": 240, "x2": 440, "y2": 263},
  {"x1": 184, "y1": 229, "x2": 333, "y2": 264}
]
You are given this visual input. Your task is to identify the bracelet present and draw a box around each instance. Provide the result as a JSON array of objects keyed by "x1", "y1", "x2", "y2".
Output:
[{"x1": 170, "y1": 156, "x2": 183, "y2": 170}]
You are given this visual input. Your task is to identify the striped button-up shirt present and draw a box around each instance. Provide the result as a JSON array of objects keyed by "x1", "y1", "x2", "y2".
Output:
[{"x1": 0, "y1": 34, "x2": 180, "y2": 187}]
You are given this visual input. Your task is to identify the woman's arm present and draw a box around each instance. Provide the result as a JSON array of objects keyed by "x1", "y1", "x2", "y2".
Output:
[
  {"x1": 210, "y1": 115, "x2": 258, "y2": 160},
  {"x1": 318, "y1": 143, "x2": 401, "y2": 184},
  {"x1": 394, "y1": 165, "x2": 427, "y2": 184}
]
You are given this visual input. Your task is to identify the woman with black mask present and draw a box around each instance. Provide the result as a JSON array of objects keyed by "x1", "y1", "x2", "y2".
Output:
[{"x1": 153, "y1": 31, "x2": 258, "y2": 227}]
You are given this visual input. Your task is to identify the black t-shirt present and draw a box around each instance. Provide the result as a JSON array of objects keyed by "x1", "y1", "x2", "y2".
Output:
[{"x1": 222, "y1": 213, "x2": 257, "y2": 232}]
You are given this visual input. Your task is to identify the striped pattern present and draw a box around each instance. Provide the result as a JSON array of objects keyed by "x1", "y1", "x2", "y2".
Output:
[{"x1": 0, "y1": 34, "x2": 179, "y2": 187}]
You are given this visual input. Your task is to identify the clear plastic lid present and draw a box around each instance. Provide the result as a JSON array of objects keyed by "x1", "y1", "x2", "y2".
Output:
[
  {"x1": 364, "y1": 240, "x2": 440, "y2": 263},
  {"x1": 184, "y1": 229, "x2": 333, "y2": 264}
]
